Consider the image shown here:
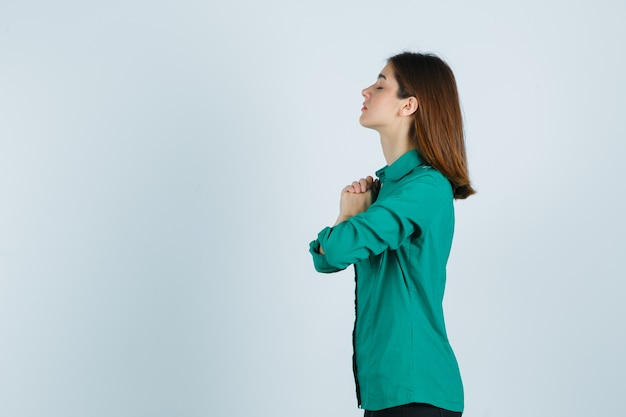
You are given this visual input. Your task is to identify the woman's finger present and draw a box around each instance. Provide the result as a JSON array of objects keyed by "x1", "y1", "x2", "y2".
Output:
[{"x1": 358, "y1": 178, "x2": 368, "y2": 192}]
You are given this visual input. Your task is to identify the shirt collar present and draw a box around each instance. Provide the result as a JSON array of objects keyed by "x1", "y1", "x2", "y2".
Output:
[{"x1": 375, "y1": 149, "x2": 425, "y2": 183}]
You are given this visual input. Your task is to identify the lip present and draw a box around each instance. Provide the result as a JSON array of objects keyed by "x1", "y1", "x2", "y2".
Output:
[{"x1": 361, "y1": 103, "x2": 367, "y2": 111}]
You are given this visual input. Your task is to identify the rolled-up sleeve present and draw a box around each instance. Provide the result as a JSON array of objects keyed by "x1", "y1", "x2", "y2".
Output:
[{"x1": 309, "y1": 231, "x2": 347, "y2": 273}]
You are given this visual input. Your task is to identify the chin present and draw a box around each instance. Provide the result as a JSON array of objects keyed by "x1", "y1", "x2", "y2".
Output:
[{"x1": 359, "y1": 120, "x2": 376, "y2": 130}]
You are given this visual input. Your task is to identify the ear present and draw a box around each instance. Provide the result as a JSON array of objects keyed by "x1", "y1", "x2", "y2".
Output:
[{"x1": 400, "y1": 97, "x2": 418, "y2": 116}]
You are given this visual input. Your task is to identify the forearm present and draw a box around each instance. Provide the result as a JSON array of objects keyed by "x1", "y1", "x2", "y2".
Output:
[
  {"x1": 318, "y1": 214, "x2": 353, "y2": 255},
  {"x1": 318, "y1": 177, "x2": 378, "y2": 257},
  {"x1": 334, "y1": 214, "x2": 351, "y2": 227}
]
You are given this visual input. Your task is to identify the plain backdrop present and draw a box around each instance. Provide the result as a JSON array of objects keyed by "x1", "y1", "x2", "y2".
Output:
[{"x1": 1, "y1": 1, "x2": 625, "y2": 416}]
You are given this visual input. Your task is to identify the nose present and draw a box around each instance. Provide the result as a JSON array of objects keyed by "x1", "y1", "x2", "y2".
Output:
[{"x1": 361, "y1": 86, "x2": 370, "y2": 98}]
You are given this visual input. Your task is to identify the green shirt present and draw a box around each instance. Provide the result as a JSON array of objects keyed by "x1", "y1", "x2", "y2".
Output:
[{"x1": 309, "y1": 150, "x2": 464, "y2": 412}]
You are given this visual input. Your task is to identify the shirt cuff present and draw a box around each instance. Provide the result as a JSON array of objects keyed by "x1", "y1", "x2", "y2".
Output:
[{"x1": 309, "y1": 232, "x2": 344, "y2": 273}]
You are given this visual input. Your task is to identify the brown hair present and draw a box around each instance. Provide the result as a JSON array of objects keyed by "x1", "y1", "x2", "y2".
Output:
[{"x1": 388, "y1": 52, "x2": 475, "y2": 199}]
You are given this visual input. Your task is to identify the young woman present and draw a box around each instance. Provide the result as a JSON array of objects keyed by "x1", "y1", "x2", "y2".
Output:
[{"x1": 309, "y1": 52, "x2": 475, "y2": 417}]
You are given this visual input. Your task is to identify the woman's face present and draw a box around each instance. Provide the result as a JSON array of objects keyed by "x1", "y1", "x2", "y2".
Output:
[{"x1": 359, "y1": 63, "x2": 406, "y2": 131}]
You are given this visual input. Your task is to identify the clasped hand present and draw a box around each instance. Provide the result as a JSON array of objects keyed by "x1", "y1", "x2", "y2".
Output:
[{"x1": 334, "y1": 176, "x2": 381, "y2": 226}]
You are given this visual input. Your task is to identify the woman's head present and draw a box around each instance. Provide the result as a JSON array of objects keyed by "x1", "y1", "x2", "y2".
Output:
[{"x1": 388, "y1": 52, "x2": 475, "y2": 199}]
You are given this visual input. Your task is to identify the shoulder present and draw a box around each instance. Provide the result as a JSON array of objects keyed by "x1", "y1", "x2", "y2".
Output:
[
  {"x1": 373, "y1": 166, "x2": 452, "y2": 221},
  {"x1": 397, "y1": 166, "x2": 452, "y2": 199}
]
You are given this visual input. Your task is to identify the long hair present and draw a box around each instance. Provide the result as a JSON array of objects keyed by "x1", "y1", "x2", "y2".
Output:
[{"x1": 388, "y1": 52, "x2": 475, "y2": 199}]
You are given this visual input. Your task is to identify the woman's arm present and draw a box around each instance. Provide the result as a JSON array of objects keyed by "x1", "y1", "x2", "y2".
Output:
[
  {"x1": 313, "y1": 170, "x2": 451, "y2": 270},
  {"x1": 319, "y1": 176, "x2": 380, "y2": 255}
]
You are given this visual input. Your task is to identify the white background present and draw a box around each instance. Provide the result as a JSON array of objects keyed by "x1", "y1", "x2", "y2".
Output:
[{"x1": 1, "y1": 1, "x2": 625, "y2": 416}]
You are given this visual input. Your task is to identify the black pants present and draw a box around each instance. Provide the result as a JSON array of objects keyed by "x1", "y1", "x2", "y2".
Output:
[{"x1": 364, "y1": 403, "x2": 462, "y2": 417}]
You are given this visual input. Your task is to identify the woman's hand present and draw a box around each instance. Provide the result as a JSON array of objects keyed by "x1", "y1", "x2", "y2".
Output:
[
  {"x1": 320, "y1": 176, "x2": 381, "y2": 255},
  {"x1": 334, "y1": 176, "x2": 380, "y2": 226}
]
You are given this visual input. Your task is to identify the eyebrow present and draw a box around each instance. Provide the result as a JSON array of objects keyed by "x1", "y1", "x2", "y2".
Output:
[{"x1": 378, "y1": 74, "x2": 387, "y2": 80}]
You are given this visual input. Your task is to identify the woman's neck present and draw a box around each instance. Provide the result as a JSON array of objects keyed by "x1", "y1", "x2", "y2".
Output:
[{"x1": 379, "y1": 131, "x2": 415, "y2": 166}]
